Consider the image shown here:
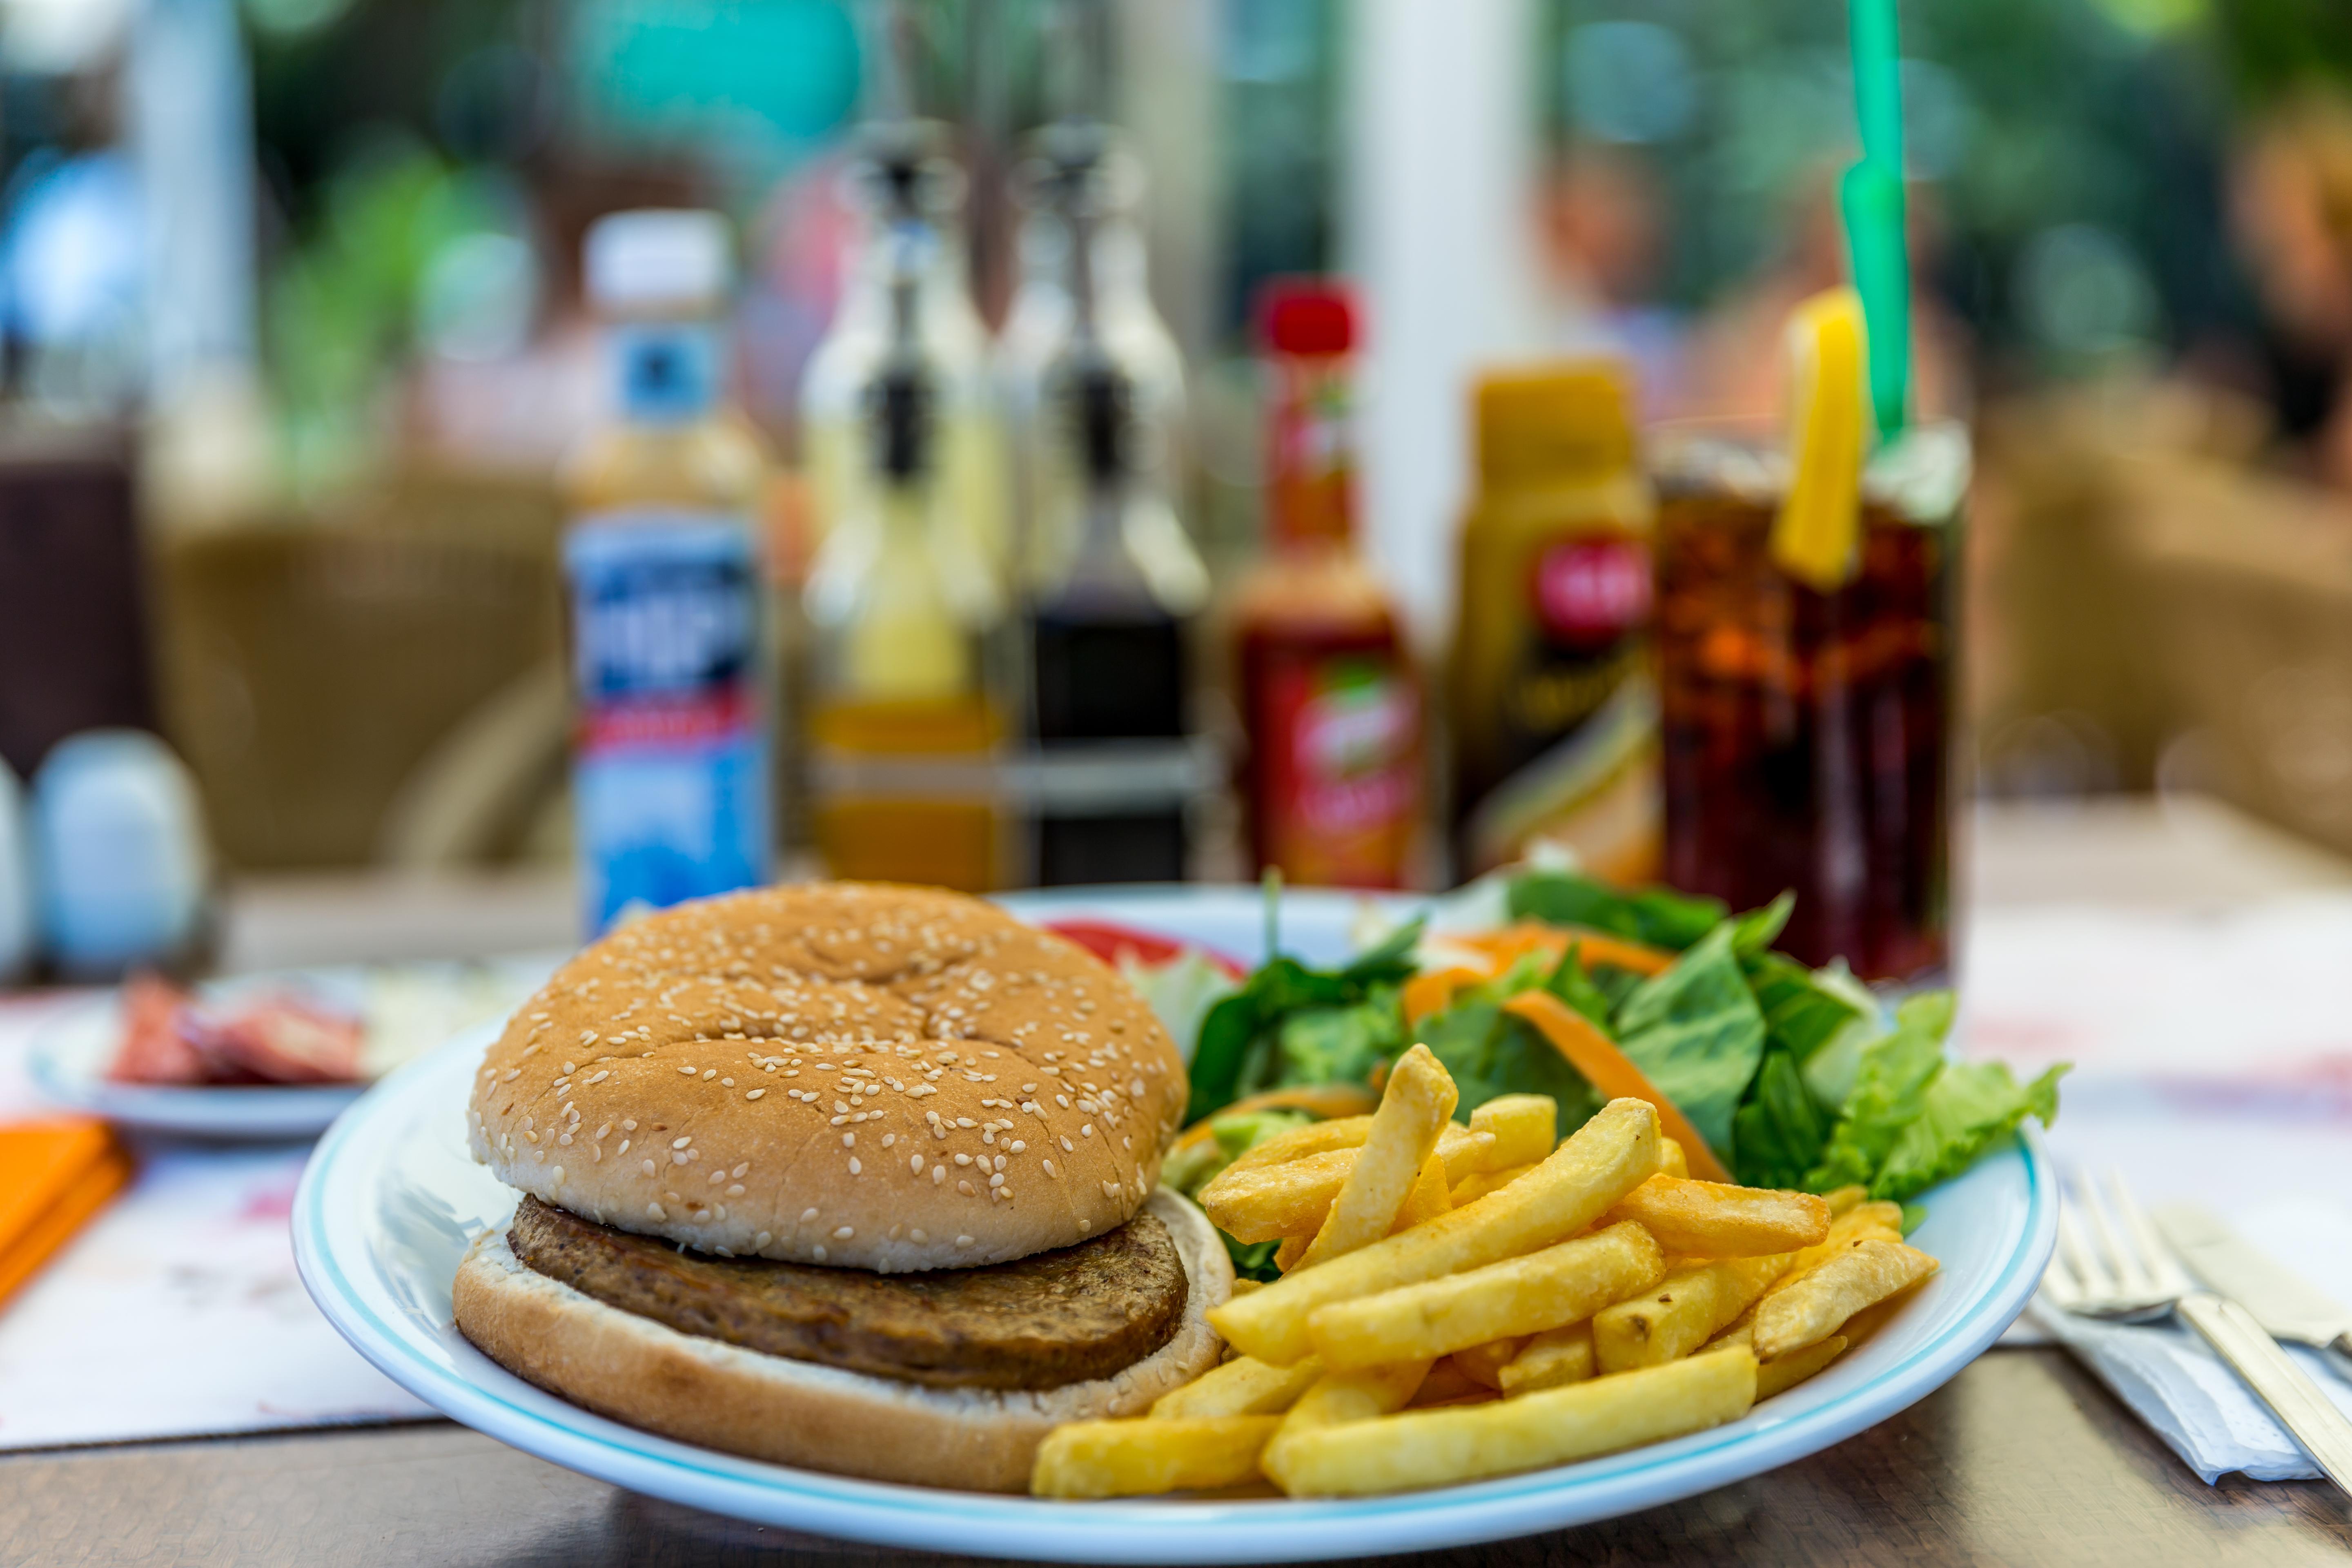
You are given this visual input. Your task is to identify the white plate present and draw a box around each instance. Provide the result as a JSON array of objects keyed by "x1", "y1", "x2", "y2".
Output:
[
  {"x1": 293, "y1": 886, "x2": 2056, "y2": 1564},
  {"x1": 30, "y1": 959, "x2": 555, "y2": 1140}
]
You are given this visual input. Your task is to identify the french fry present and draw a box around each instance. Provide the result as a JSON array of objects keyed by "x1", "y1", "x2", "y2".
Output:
[
  {"x1": 1821, "y1": 1184, "x2": 1868, "y2": 1216},
  {"x1": 1704, "y1": 1319, "x2": 1847, "y2": 1398},
  {"x1": 1277, "y1": 1360, "x2": 1432, "y2": 1435},
  {"x1": 1261, "y1": 1359, "x2": 1434, "y2": 1480},
  {"x1": 1209, "y1": 1098, "x2": 1660, "y2": 1366},
  {"x1": 1200, "y1": 1149, "x2": 1359, "y2": 1243},
  {"x1": 1601, "y1": 1175, "x2": 1831, "y2": 1257},
  {"x1": 1264, "y1": 1347, "x2": 1757, "y2": 1497},
  {"x1": 1229, "y1": 1278, "x2": 1265, "y2": 1297},
  {"x1": 1754, "y1": 1203, "x2": 1904, "y2": 1304},
  {"x1": 1470, "y1": 1094, "x2": 1558, "y2": 1169},
  {"x1": 1293, "y1": 1045, "x2": 1459, "y2": 1271},
  {"x1": 1154, "y1": 1354, "x2": 1325, "y2": 1418},
  {"x1": 1450, "y1": 1161, "x2": 1537, "y2": 1207},
  {"x1": 1389, "y1": 1151, "x2": 1453, "y2": 1236},
  {"x1": 1757, "y1": 1335, "x2": 1846, "y2": 1398},
  {"x1": 1592, "y1": 1252, "x2": 1795, "y2": 1373},
  {"x1": 1225, "y1": 1114, "x2": 1375, "y2": 1175},
  {"x1": 1408, "y1": 1359, "x2": 1492, "y2": 1408},
  {"x1": 1451, "y1": 1336, "x2": 1528, "y2": 1391},
  {"x1": 1308, "y1": 1221, "x2": 1665, "y2": 1370},
  {"x1": 1200, "y1": 1107, "x2": 1541, "y2": 1244},
  {"x1": 1655, "y1": 1137, "x2": 1689, "y2": 1178},
  {"x1": 1273, "y1": 1234, "x2": 1311, "y2": 1273},
  {"x1": 1751, "y1": 1240, "x2": 1937, "y2": 1361},
  {"x1": 1498, "y1": 1322, "x2": 1594, "y2": 1395},
  {"x1": 1031, "y1": 1416, "x2": 1282, "y2": 1498}
]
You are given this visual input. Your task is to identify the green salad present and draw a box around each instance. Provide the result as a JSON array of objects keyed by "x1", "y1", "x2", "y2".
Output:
[{"x1": 1149, "y1": 870, "x2": 2064, "y2": 1280}]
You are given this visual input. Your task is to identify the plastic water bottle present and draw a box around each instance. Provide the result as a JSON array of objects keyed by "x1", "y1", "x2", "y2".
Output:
[{"x1": 562, "y1": 211, "x2": 775, "y2": 935}]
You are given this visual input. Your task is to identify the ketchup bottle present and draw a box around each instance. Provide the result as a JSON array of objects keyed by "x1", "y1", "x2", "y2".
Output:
[{"x1": 1232, "y1": 281, "x2": 1422, "y2": 889}]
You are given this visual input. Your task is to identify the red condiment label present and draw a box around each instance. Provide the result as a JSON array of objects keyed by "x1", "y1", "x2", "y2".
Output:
[
  {"x1": 1251, "y1": 644, "x2": 1419, "y2": 889},
  {"x1": 1532, "y1": 537, "x2": 1652, "y2": 650}
]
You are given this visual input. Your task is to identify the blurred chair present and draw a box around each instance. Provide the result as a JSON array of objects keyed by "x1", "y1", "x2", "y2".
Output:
[
  {"x1": 2123, "y1": 451, "x2": 2352, "y2": 856},
  {"x1": 151, "y1": 467, "x2": 566, "y2": 869}
]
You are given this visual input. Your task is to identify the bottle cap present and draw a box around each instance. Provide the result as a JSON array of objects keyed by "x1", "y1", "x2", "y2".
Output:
[
  {"x1": 1259, "y1": 279, "x2": 1357, "y2": 357},
  {"x1": 1472, "y1": 361, "x2": 1635, "y2": 487},
  {"x1": 585, "y1": 210, "x2": 733, "y2": 311}
]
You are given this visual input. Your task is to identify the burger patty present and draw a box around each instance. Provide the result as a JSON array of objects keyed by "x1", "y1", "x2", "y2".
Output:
[{"x1": 506, "y1": 1196, "x2": 1188, "y2": 1392}]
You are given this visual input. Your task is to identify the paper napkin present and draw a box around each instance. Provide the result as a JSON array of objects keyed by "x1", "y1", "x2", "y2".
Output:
[
  {"x1": 2028, "y1": 1293, "x2": 2352, "y2": 1483},
  {"x1": 0, "y1": 1116, "x2": 133, "y2": 1307}
]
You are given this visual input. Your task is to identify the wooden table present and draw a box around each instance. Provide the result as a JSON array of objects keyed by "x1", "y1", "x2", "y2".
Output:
[
  {"x1": 7, "y1": 1352, "x2": 2347, "y2": 1566},
  {"x1": 7, "y1": 794, "x2": 2352, "y2": 1566}
]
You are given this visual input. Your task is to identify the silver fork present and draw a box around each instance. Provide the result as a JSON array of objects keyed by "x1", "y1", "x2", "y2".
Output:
[{"x1": 2042, "y1": 1166, "x2": 2352, "y2": 1496}]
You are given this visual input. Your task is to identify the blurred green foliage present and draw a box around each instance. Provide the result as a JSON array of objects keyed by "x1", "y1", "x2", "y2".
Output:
[
  {"x1": 263, "y1": 139, "x2": 516, "y2": 492},
  {"x1": 1537, "y1": 0, "x2": 2256, "y2": 369}
]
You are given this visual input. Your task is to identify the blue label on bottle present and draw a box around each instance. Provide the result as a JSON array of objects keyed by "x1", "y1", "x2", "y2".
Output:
[
  {"x1": 565, "y1": 513, "x2": 769, "y2": 935},
  {"x1": 610, "y1": 323, "x2": 719, "y2": 424}
]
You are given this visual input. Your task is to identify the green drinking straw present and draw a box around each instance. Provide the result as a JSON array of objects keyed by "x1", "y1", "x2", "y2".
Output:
[{"x1": 1842, "y1": 0, "x2": 1910, "y2": 438}]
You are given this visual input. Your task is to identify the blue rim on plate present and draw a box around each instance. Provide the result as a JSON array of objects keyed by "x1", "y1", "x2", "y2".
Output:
[{"x1": 292, "y1": 887, "x2": 2056, "y2": 1564}]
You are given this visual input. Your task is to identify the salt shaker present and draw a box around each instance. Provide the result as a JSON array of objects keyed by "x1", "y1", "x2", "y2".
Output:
[{"x1": 33, "y1": 730, "x2": 210, "y2": 980}]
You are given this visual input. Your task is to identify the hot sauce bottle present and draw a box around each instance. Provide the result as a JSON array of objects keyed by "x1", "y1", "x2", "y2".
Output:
[{"x1": 1232, "y1": 282, "x2": 1422, "y2": 889}]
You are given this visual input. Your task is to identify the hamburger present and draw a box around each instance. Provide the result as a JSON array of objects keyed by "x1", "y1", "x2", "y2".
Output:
[{"x1": 452, "y1": 882, "x2": 1231, "y2": 1492}]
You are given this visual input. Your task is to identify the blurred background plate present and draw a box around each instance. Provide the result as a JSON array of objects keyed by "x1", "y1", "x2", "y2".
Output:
[
  {"x1": 292, "y1": 887, "x2": 2055, "y2": 1563},
  {"x1": 29, "y1": 958, "x2": 555, "y2": 1139}
]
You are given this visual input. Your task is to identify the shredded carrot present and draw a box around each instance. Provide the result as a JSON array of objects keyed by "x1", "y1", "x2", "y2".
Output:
[
  {"x1": 1451, "y1": 922, "x2": 1675, "y2": 978},
  {"x1": 1401, "y1": 966, "x2": 1490, "y2": 1027},
  {"x1": 1500, "y1": 990, "x2": 1733, "y2": 1183}
]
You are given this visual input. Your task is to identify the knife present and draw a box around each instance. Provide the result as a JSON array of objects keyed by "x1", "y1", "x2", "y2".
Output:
[{"x1": 2156, "y1": 1203, "x2": 2352, "y2": 1362}]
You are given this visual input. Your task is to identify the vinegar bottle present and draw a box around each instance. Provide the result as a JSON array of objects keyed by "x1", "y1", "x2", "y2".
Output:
[{"x1": 803, "y1": 249, "x2": 1014, "y2": 892}]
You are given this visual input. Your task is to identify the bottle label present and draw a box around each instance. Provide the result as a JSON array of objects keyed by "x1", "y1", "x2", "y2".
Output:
[
  {"x1": 1256, "y1": 647, "x2": 1418, "y2": 888},
  {"x1": 1267, "y1": 358, "x2": 1354, "y2": 545},
  {"x1": 565, "y1": 512, "x2": 769, "y2": 934},
  {"x1": 610, "y1": 323, "x2": 720, "y2": 424},
  {"x1": 1462, "y1": 532, "x2": 1657, "y2": 881},
  {"x1": 1532, "y1": 537, "x2": 1651, "y2": 649}
]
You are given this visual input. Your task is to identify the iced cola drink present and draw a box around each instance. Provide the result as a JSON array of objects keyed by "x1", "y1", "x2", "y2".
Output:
[{"x1": 1651, "y1": 425, "x2": 1967, "y2": 984}]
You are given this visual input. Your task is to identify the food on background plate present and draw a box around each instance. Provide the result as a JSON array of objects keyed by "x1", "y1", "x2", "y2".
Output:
[
  {"x1": 104, "y1": 964, "x2": 542, "y2": 1089},
  {"x1": 1034, "y1": 1040, "x2": 1944, "y2": 1499},
  {"x1": 450, "y1": 883, "x2": 1231, "y2": 1493},
  {"x1": 1165, "y1": 866, "x2": 2065, "y2": 1283},
  {"x1": 109, "y1": 974, "x2": 363, "y2": 1086}
]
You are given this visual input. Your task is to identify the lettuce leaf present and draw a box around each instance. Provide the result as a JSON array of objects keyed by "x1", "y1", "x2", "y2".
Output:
[
  {"x1": 1187, "y1": 919, "x2": 1422, "y2": 1122},
  {"x1": 1613, "y1": 924, "x2": 1766, "y2": 1165},
  {"x1": 1871, "y1": 1060, "x2": 2068, "y2": 1201},
  {"x1": 1731, "y1": 1047, "x2": 1829, "y2": 1190},
  {"x1": 1802, "y1": 993, "x2": 1957, "y2": 1192},
  {"x1": 1274, "y1": 997, "x2": 1403, "y2": 1090},
  {"x1": 1416, "y1": 957, "x2": 1600, "y2": 1137},
  {"x1": 1728, "y1": 893, "x2": 1795, "y2": 958},
  {"x1": 1744, "y1": 951, "x2": 1866, "y2": 1066},
  {"x1": 1506, "y1": 871, "x2": 1728, "y2": 951},
  {"x1": 1544, "y1": 945, "x2": 1618, "y2": 1030}
]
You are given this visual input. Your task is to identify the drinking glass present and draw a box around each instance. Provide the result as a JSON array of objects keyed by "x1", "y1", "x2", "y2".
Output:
[{"x1": 1649, "y1": 422, "x2": 1969, "y2": 984}]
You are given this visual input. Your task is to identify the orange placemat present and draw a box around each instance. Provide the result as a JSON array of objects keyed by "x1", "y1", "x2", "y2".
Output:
[{"x1": 0, "y1": 1117, "x2": 133, "y2": 1309}]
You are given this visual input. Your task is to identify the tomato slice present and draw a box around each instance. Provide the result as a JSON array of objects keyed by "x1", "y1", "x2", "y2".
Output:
[{"x1": 1041, "y1": 919, "x2": 1246, "y2": 979}]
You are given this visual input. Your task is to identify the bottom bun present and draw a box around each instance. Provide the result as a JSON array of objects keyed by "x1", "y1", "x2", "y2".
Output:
[{"x1": 452, "y1": 1186, "x2": 1234, "y2": 1493}]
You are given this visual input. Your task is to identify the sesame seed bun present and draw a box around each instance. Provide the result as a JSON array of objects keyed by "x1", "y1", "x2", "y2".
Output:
[
  {"x1": 451, "y1": 1187, "x2": 1232, "y2": 1492},
  {"x1": 467, "y1": 882, "x2": 1189, "y2": 1272}
]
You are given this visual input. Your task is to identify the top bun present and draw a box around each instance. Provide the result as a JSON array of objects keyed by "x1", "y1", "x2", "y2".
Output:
[{"x1": 469, "y1": 884, "x2": 1189, "y2": 1272}]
